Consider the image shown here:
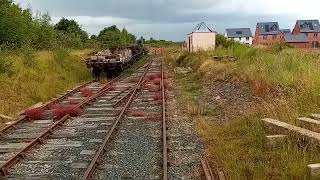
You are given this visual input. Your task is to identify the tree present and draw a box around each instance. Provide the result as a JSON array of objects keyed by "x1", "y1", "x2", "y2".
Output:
[
  {"x1": 90, "y1": 35, "x2": 98, "y2": 40},
  {"x1": 0, "y1": 0, "x2": 35, "y2": 47},
  {"x1": 127, "y1": 33, "x2": 136, "y2": 44},
  {"x1": 54, "y1": 18, "x2": 88, "y2": 41},
  {"x1": 98, "y1": 25, "x2": 122, "y2": 48},
  {"x1": 32, "y1": 12, "x2": 55, "y2": 49}
]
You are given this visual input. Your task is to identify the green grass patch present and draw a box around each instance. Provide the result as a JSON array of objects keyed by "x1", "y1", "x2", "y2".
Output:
[
  {"x1": 0, "y1": 49, "x2": 93, "y2": 118},
  {"x1": 166, "y1": 44, "x2": 320, "y2": 179}
]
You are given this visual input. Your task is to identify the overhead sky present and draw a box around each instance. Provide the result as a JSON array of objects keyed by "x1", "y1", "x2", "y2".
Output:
[{"x1": 13, "y1": 0, "x2": 320, "y2": 41}]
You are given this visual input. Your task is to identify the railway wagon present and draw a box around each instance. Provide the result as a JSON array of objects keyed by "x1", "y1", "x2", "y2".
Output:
[{"x1": 86, "y1": 44, "x2": 146, "y2": 77}]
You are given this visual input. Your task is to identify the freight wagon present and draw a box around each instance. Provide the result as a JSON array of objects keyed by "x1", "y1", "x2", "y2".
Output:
[{"x1": 86, "y1": 44, "x2": 147, "y2": 77}]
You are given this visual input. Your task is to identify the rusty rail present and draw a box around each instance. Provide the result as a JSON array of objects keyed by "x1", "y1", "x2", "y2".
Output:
[
  {"x1": 161, "y1": 60, "x2": 168, "y2": 180},
  {"x1": 201, "y1": 158, "x2": 216, "y2": 180},
  {"x1": 0, "y1": 79, "x2": 118, "y2": 177},
  {"x1": 0, "y1": 80, "x2": 96, "y2": 135},
  {"x1": 80, "y1": 59, "x2": 154, "y2": 180}
]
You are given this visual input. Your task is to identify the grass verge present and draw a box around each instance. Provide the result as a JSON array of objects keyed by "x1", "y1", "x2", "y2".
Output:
[
  {"x1": 165, "y1": 45, "x2": 320, "y2": 179},
  {"x1": 0, "y1": 49, "x2": 92, "y2": 121}
]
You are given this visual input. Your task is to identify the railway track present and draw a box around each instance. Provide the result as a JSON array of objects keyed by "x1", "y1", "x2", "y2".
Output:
[
  {"x1": 0, "y1": 56, "x2": 217, "y2": 179},
  {"x1": 0, "y1": 57, "x2": 167, "y2": 179}
]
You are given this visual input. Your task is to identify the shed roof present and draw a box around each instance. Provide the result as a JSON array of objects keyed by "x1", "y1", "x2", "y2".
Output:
[
  {"x1": 256, "y1": 22, "x2": 280, "y2": 35},
  {"x1": 296, "y1": 20, "x2": 320, "y2": 33},
  {"x1": 284, "y1": 34, "x2": 308, "y2": 43},
  {"x1": 225, "y1": 28, "x2": 252, "y2": 38},
  {"x1": 192, "y1": 22, "x2": 214, "y2": 33}
]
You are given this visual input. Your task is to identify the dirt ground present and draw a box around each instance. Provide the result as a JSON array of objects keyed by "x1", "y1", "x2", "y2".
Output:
[{"x1": 201, "y1": 80, "x2": 261, "y2": 122}]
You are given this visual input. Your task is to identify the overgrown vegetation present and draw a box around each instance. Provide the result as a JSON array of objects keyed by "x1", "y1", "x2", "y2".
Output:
[
  {"x1": 0, "y1": 1, "x2": 93, "y2": 123},
  {"x1": 0, "y1": 0, "x2": 138, "y2": 51},
  {"x1": 98, "y1": 25, "x2": 136, "y2": 49},
  {"x1": 165, "y1": 36, "x2": 320, "y2": 179},
  {"x1": 0, "y1": 1, "x2": 141, "y2": 122},
  {"x1": 0, "y1": 49, "x2": 92, "y2": 119},
  {"x1": 144, "y1": 38, "x2": 181, "y2": 48}
]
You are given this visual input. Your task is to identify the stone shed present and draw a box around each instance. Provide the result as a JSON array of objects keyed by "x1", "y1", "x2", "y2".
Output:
[{"x1": 187, "y1": 22, "x2": 216, "y2": 52}]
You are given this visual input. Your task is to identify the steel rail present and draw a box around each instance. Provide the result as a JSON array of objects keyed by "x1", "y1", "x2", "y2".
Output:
[
  {"x1": 201, "y1": 158, "x2": 216, "y2": 180},
  {"x1": 161, "y1": 60, "x2": 168, "y2": 180},
  {"x1": 108, "y1": 86, "x2": 132, "y2": 101},
  {"x1": 0, "y1": 78, "x2": 118, "y2": 177},
  {"x1": 80, "y1": 59, "x2": 154, "y2": 180},
  {"x1": 0, "y1": 80, "x2": 96, "y2": 135}
]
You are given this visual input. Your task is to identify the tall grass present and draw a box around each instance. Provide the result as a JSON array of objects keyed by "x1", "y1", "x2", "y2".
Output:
[
  {"x1": 0, "y1": 49, "x2": 92, "y2": 118},
  {"x1": 166, "y1": 45, "x2": 320, "y2": 179}
]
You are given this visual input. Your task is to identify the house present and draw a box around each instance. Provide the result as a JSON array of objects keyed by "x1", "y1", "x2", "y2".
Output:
[
  {"x1": 284, "y1": 34, "x2": 309, "y2": 48},
  {"x1": 253, "y1": 22, "x2": 284, "y2": 46},
  {"x1": 186, "y1": 22, "x2": 216, "y2": 52},
  {"x1": 280, "y1": 29, "x2": 291, "y2": 34},
  {"x1": 225, "y1": 28, "x2": 253, "y2": 45},
  {"x1": 292, "y1": 20, "x2": 320, "y2": 48}
]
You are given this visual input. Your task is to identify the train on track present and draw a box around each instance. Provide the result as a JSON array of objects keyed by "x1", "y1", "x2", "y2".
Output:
[{"x1": 86, "y1": 43, "x2": 147, "y2": 78}]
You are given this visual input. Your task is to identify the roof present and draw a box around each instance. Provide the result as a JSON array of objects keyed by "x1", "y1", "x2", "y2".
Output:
[
  {"x1": 284, "y1": 34, "x2": 308, "y2": 43},
  {"x1": 225, "y1": 28, "x2": 252, "y2": 38},
  {"x1": 192, "y1": 22, "x2": 214, "y2": 33},
  {"x1": 280, "y1": 29, "x2": 291, "y2": 34},
  {"x1": 296, "y1": 20, "x2": 320, "y2": 33},
  {"x1": 256, "y1": 22, "x2": 280, "y2": 35}
]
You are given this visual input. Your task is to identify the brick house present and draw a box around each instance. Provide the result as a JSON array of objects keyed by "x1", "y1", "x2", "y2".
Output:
[
  {"x1": 292, "y1": 20, "x2": 320, "y2": 48},
  {"x1": 253, "y1": 22, "x2": 284, "y2": 46},
  {"x1": 284, "y1": 34, "x2": 309, "y2": 48}
]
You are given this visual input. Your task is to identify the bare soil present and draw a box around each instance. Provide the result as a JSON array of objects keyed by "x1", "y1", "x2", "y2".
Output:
[{"x1": 202, "y1": 80, "x2": 261, "y2": 122}]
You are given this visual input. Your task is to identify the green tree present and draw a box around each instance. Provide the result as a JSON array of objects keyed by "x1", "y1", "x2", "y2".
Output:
[
  {"x1": 0, "y1": 0, "x2": 34, "y2": 48},
  {"x1": 98, "y1": 25, "x2": 122, "y2": 48},
  {"x1": 54, "y1": 18, "x2": 88, "y2": 41},
  {"x1": 32, "y1": 12, "x2": 55, "y2": 49},
  {"x1": 127, "y1": 33, "x2": 136, "y2": 43}
]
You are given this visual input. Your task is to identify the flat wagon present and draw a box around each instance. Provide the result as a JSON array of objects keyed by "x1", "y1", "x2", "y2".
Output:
[{"x1": 86, "y1": 44, "x2": 147, "y2": 77}]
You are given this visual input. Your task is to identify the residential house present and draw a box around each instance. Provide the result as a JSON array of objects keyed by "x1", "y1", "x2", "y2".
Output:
[
  {"x1": 186, "y1": 22, "x2": 216, "y2": 52},
  {"x1": 280, "y1": 29, "x2": 291, "y2": 35},
  {"x1": 284, "y1": 34, "x2": 309, "y2": 48},
  {"x1": 253, "y1": 22, "x2": 283, "y2": 46},
  {"x1": 225, "y1": 28, "x2": 253, "y2": 45},
  {"x1": 292, "y1": 20, "x2": 320, "y2": 48}
]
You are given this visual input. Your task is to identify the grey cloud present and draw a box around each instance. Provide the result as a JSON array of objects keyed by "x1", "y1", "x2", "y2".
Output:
[
  {"x1": 14, "y1": 0, "x2": 303, "y2": 41},
  {"x1": 19, "y1": 0, "x2": 223, "y2": 23}
]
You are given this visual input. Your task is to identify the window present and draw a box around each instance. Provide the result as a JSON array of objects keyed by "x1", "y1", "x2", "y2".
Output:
[
  {"x1": 263, "y1": 35, "x2": 267, "y2": 40},
  {"x1": 305, "y1": 33, "x2": 309, "y2": 37},
  {"x1": 246, "y1": 37, "x2": 250, "y2": 41},
  {"x1": 239, "y1": 37, "x2": 242, "y2": 40},
  {"x1": 314, "y1": 33, "x2": 318, "y2": 37},
  {"x1": 272, "y1": 35, "x2": 277, "y2": 39}
]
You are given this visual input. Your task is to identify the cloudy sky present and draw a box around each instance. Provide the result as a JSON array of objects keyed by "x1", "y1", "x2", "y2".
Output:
[{"x1": 13, "y1": 0, "x2": 320, "y2": 41}]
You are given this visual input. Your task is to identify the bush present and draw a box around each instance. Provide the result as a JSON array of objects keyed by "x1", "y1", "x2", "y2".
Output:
[
  {"x1": 0, "y1": 54, "x2": 14, "y2": 75},
  {"x1": 216, "y1": 34, "x2": 237, "y2": 48},
  {"x1": 21, "y1": 45, "x2": 37, "y2": 68},
  {"x1": 54, "y1": 48, "x2": 70, "y2": 66}
]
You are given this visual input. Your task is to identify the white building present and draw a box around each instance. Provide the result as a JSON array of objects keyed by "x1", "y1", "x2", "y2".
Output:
[
  {"x1": 225, "y1": 28, "x2": 253, "y2": 45},
  {"x1": 187, "y1": 22, "x2": 216, "y2": 52}
]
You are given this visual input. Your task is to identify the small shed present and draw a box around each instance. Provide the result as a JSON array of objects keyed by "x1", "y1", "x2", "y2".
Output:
[{"x1": 187, "y1": 22, "x2": 216, "y2": 52}]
